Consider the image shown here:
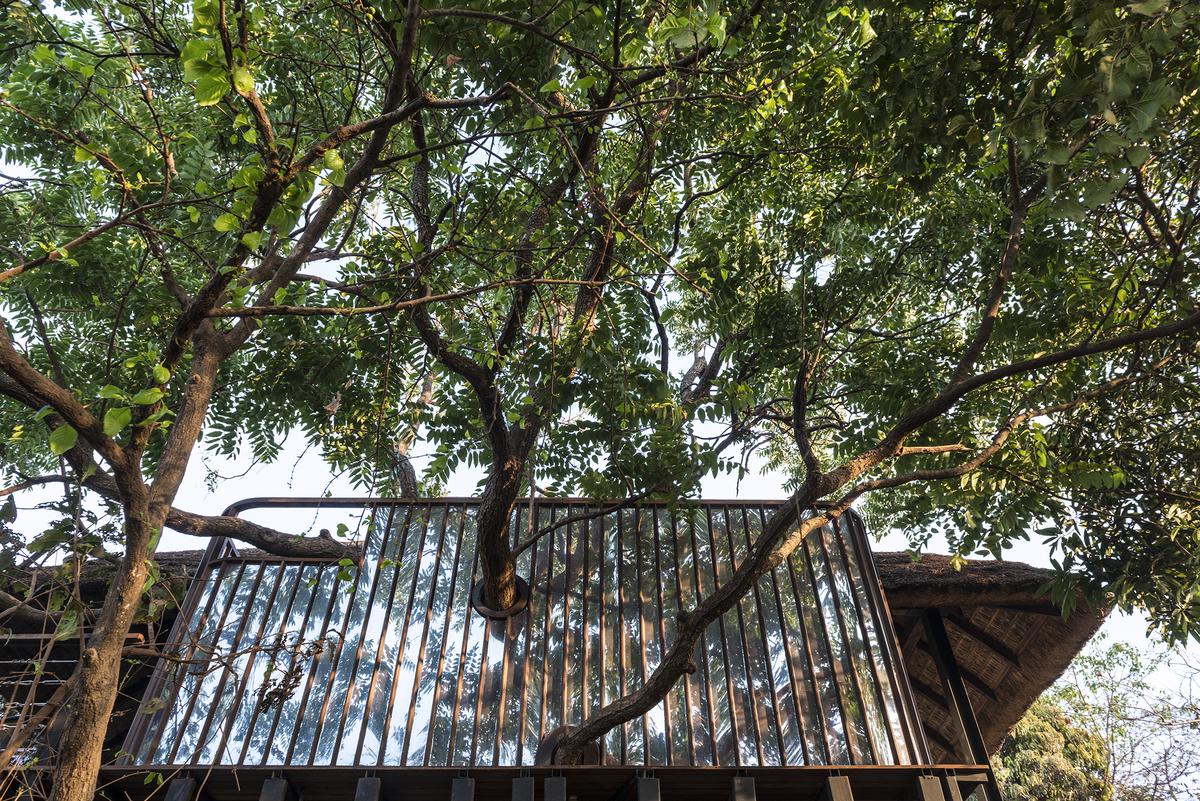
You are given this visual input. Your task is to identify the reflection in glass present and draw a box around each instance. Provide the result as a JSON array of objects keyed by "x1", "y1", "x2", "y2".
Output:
[{"x1": 130, "y1": 502, "x2": 922, "y2": 769}]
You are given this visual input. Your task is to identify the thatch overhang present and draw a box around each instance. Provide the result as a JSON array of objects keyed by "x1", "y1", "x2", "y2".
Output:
[{"x1": 875, "y1": 552, "x2": 1107, "y2": 761}]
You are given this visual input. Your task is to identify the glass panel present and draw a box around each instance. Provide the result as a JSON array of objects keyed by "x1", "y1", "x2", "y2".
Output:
[
  {"x1": 337, "y1": 507, "x2": 409, "y2": 765},
  {"x1": 148, "y1": 563, "x2": 238, "y2": 763},
  {"x1": 806, "y1": 534, "x2": 872, "y2": 762},
  {"x1": 133, "y1": 500, "x2": 923, "y2": 770},
  {"x1": 406, "y1": 504, "x2": 465, "y2": 765},
  {"x1": 181, "y1": 563, "x2": 261, "y2": 762},
  {"x1": 246, "y1": 562, "x2": 319, "y2": 765},
  {"x1": 217, "y1": 563, "x2": 296, "y2": 764}
]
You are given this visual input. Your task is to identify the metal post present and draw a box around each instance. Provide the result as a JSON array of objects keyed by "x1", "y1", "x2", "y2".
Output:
[
  {"x1": 259, "y1": 778, "x2": 296, "y2": 801},
  {"x1": 921, "y1": 609, "x2": 1000, "y2": 801},
  {"x1": 906, "y1": 776, "x2": 946, "y2": 801},
  {"x1": 545, "y1": 776, "x2": 567, "y2": 801},
  {"x1": 355, "y1": 777, "x2": 382, "y2": 801},
  {"x1": 729, "y1": 776, "x2": 756, "y2": 801},
  {"x1": 819, "y1": 776, "x2": 854, "y2": 801},
  {"x1": 164, "y1": 777, "x2": 209, "y2": 801},
  {"x1": 512, "y1": 777, "x2": 535, "y2": 801},
  {"x1": 451, "y1": 777, "x2": 476, "y2": 801}
]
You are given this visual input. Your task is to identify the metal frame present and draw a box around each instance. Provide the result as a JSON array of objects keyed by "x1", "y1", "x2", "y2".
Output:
[{"x1": 124, "y1": 497, "x2": 941, "y2": 776}]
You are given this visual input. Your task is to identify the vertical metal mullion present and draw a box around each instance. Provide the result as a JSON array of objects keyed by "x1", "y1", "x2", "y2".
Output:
[
  {"x1": 754, "y1": 506, "x2": 811, "y2": 766},
  {"x1": 446, "y1": 504, "x2": 477, "y2": 764},
  {"x1": 139, "y1": 557, "x2": 232, "y2": 763},
  {"x1": 705, "y1": 505, "x2": 742, "y2": 767},
  {"x1": 236, "y1": 559, "x2": 306, "y2": 765},
  {"x1": 815, "y1": 525, "x2": 881, "y2": 764},
  {"x1": 328, "y1": 506, "x2": 398, "y2": 762},
  {"x1": 651, "y1": 506, "x2": 674, "y2": 765},
  {"x1": 830, "y1": 518, "x2": 900, "y2": 764},
  {"x1": 186, "y1": 561, "x2": 267, "y2": 764},
  {"x1": 304, "y1": 506, "x2": 381, "y2": 765},
  {"x1": 421, "y1": 503, "x2": 469, "y2": 765},
  {"x1": 845, "y1": 513, "x2": 929, "y2": 764},
  {"x1": 633, "y1": 507, "x2": 651, "y2": 759},
  {"x1": 483, "y1": 502, "x2": 514, "y2": 766},
  {"x1": 687, "y1": 510, "x2": 720, "y2": 763},
  {"x1": 782, "y1": 529, "x2": 833, "y2": 765},
  {"x1": 596, "y1": 508, "x2": 608, "y2": 760},
  {"x1": 469, "y1": 570, "x2": 491, "y2": 766},
  {"x1": 616, "y1": 506, "x2": 628, "y2": 763},
  {"x1": 721, "y1": 504, "x2": 764, "y2": 765},
  {"x1": 377, "y1": 501, "x2": 435, "y2": 765},
  {"x1": 560, "y1": 504, "x2": 572, "y2": 729},
  {"x1": 536, "y1": 505, "x2": 557, "y2": 751},
  {"x1": 400, "y1": 501, "x2": 453, "y2": 762},
  {"x1": 580, "y1": 505, "x2": 591, "y2": 729},
  {"x1": 213, "y1": 561, "x2": 288, "y2": 763},
  {"x1": 262, "y1": 561, "x2": 324, "y2": 763},
  {"x1": 516, "y1": 506, "x2": 540, "y2": 765},
  {"x1": 355, "y1": 502, "x2": 416, "y2": 764},
  {"x1": 492, "y1": 503, "x2": 524, "y2": 765},
  {"x1": 740, "y1": 505, "x2": 787, "y2": 764},
  {"x1": 668, "y1": 509, "x2": 697, "y2": 765},
  {"x1": 799, "y1": 532, "x2": 861, "y2": 765},
  {"x1": 283, "y1": 558, "x2": 346, "y2": 764}
]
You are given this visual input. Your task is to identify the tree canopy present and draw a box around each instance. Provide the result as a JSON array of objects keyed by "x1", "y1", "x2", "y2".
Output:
[{"x1": 1, "y1": 0, "x2": 1199, "y2": 796}]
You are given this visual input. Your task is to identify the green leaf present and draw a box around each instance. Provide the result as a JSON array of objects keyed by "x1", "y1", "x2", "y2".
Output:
[
  {"x1": 214, "y1": 213, "x2": 239, "y2": 232},
  {"x1": 539, "y1": 78, "x2": 562, "y2": 94},
  {"x1": 73, "y1": 145, "x2": 92, "y2": 163},
  {"x1": 103, "y1": 406, "x2": 132, "y2": 436},
  {"x1": 573, "y1": 76, "x2": 597, "y2": 91},
  {"x1": 231, "y1": 66, "x2": 254, "y2": 94},
  {"x1": 194, "y1": 72, "x2": 228, "y2": 106},
  {"x1": 241, "y1": 230, "x2": 263, "y2": 249},
  {"x1": 130, "y1": 388, "x2": 164, "y2": 405},
  {"x1": 859, "y1": 10, "x2": 876, "y2": 45},
  {"x1": 98, "y1": 384, "x2": 126, "y2": 400},
  {"x1": 1129, "y1": 0, "x2": 1168, "y2": 15},
  {"x1": 1126, "y1": 145, "x2": 1151, "y2": 166},
  {"x1": 49, "y1": 424, "x2": 77, "y2": 455}
]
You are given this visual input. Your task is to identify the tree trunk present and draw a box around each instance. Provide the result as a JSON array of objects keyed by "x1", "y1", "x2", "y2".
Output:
[
  {"x1": 48, "y1": 491, "x2": 155, "y2": 801},
  {"x1": 475, "y1": 456, "x2": 525, "y2": 610}
]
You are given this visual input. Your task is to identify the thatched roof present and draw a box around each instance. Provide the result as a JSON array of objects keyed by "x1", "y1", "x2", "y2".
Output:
[
  {"x1": 875, "y1": 552, "x2": 1107, "y2": 761},
  {"x1": 1, "y1": 548, "x2": 1104, "y2": 763}
]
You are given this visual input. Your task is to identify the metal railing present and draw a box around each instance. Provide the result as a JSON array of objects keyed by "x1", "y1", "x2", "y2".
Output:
[{"x1": 124, "y1": 499, "x2": 928, "y2": 769}]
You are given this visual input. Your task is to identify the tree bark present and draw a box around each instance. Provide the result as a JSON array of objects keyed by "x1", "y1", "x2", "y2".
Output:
[
  {"x1": 48, "y1": 490, "x2": 156, "y2": 801},
  {"x1": 475, "y1": 453, "x2": 527, "y2": 609}
]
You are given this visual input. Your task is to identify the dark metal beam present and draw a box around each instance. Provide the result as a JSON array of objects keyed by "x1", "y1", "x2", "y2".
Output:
[
  {"x1": 451, "y1": 777, "x2": 475, "y2": 801},
  {"x1": 354, "y1": 777, "x2": 382, "y2": 801},
  {"x1": 545, "y1": 777, "x2": 566, "y2": 801},
  {"x1": 512, "y1": 777, "x2": 534, "y2": 801},
  {"x1": 819, "y1": 776, "x2": 854, "y2": 801},
  {"x1": 164, "y1": 777, "x2": 209, "y2": 801},
  {"x1": 916, "y1": 640, "x2": 1000, "y2": 702},
  {"x1": 729, "y1": 776, "x2": 756, "y2": 801},
  {"x1": 258, "y1": 778, "x2": 296, "y2": 801},
  {"x1": 906, "y1": 776, "x2": 946, "y2": 801},
  {"x1": 922, "y1": 609, "x2": 1000, "y2": 801}
]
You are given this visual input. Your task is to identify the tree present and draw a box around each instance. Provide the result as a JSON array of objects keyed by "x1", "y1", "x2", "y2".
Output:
[
  {"x1": 997, "y1": 640, "x2": 1200, "y2": 801},
  {"x1": 996, "y1": 699, "x2": 1113, "y2": 801},
  {"x1": 1, "y1": 0, "x2": 1198, "y2": 797}
]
